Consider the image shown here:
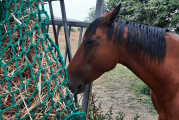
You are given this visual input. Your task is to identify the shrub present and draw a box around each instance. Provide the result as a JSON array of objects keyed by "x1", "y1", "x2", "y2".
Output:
[
  {"x1": 139, "y1": 84, "x2": 151, "y2": 95},
  {"x1": 77, "y1": 27, "x2": 81, "y2": 31},
  {"x1": 71, "y1": 28, "x2": 76, "y2": 32}
]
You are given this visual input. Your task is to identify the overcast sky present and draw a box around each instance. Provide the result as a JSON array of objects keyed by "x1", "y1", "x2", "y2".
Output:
[{"x1": 44, "y1": 0, "x2": 97, "y2": 21}]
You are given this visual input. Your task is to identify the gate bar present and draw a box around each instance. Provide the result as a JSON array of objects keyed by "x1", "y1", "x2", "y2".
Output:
[
  {"x1": 64, "y1": 26, "x2": 71, "y2": 65},
  {"x1": 82, "y1": 0, "x2": 104, "y2": 118},
  {"x1": 47, "y1": 24, "x2": 49, "y2": 33},
  {"x1": 78, "y1": 27, "x2": 83, "y2": 48},
  {"x1": 48, "y1": 20, "x2": 90, "y2": 27},
  {"x1": 59, "y1": 0, "x2": 79, "y2": 110},
  {"x1": 48, "y1": 1, "x2": 59, "y2": 49},
  {"x1": 60, "y1": 0, "x2": 72, "y2": 61}
]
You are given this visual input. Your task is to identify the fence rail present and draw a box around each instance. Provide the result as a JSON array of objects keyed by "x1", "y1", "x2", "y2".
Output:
[{"x1": 48, "y1": 20, "x2": 90, "y2": 27}]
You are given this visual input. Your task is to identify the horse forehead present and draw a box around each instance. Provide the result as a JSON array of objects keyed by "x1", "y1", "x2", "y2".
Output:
[{"x1": 93, "y1": 27, "x2": 107, "y2": 39}]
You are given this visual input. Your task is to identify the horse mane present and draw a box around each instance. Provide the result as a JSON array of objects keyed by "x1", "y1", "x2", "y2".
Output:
[
  {"x1": 84, "y1": 17, "x2": 170, "y2": 63},
  {"x1": 116, "y1": 20, "x2": 169, "y2": 62},
  {"x1": 84, "y1": 17, "x2": 103, "y2": 38}
]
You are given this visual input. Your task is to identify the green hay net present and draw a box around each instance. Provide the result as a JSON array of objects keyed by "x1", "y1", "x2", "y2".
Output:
[{"x1": 0, "y1": 0, "x2": 85, "y2": 119}]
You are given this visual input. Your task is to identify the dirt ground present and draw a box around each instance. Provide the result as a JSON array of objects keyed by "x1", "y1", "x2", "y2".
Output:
[
  {"x1": 92, "y1": 73, "x2": 158, "y2": 120},
  {"x1": 48, "y1": 27, "x2": 158, "y2": 120}
]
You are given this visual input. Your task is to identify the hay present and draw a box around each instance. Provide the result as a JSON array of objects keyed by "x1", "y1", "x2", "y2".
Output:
[{"x1": 0, "y1": 0, "x2": 69, "y2": 119}]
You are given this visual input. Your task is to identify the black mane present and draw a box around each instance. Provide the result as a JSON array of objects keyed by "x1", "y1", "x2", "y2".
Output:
[
  {"x1": 84, "y1": 17, "x2": 170, "y2": 62},
  {"x1": 84, "y1": 17, "x2": 103, "y2": 38}
]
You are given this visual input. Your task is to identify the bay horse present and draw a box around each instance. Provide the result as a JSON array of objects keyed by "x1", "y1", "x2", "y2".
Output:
[{"x1": 67, "y1": 4, "x2": 179, "y2": 120}]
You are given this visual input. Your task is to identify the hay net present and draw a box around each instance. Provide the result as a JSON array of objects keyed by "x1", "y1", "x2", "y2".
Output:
[{"x1": 0, "y1": 0, "x2": 85, "y2": 119}]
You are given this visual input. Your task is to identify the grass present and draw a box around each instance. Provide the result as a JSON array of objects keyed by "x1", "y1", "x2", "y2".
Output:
[
  {"x1": 129, "y1": 82, "x2": 151, "y2": 96},
  {"x1": 97, "y1": 65, "x2": 157, "y2": 114},
  {"x1": 129, "y1": 105, "x2": 135, "y2": 109},
  {"x1": 102, "y1": 65, "x2": 139, "y2": 81}
]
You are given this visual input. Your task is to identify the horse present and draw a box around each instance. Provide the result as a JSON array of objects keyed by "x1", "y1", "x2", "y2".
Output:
[{"x1": 67, "y1": 4, "x2": 179, "y2": 120}]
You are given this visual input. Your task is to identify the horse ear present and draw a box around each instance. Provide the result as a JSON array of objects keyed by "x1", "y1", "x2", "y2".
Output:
[
  {"x1": 100, "y1": 4, "x2": 121, "y2": 26},
  {"x1": 102, "y1": 12, "x2": 108, "y2": 17}
]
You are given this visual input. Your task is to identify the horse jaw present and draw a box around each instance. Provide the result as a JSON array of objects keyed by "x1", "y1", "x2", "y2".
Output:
[{"x1": 67, "y1": 64, "x2": 104, "y2": 94}]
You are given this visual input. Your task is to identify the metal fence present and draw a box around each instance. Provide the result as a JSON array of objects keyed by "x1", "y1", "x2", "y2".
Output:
[{"x1": 43, "y1": 0, "x2": 104, "y2": 118}]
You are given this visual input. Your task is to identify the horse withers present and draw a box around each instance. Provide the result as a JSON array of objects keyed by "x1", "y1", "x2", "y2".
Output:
[{"x1": 67, "y1": 4, "x2": 179, "y2": 120}]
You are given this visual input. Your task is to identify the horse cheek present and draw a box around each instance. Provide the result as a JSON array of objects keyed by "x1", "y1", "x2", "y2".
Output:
[{"x1": 93, "y1": 48, "x2": 118, "y2": 72}]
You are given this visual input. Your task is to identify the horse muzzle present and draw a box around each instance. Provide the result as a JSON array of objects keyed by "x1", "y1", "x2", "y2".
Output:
[{"x1": 69, "y1": 83, "x2": 86, "y2": 94}]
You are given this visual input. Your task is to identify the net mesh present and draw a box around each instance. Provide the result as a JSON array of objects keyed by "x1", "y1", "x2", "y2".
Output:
[{"x1": 0, "y1": 0, "x2": 85, "y2": 119}]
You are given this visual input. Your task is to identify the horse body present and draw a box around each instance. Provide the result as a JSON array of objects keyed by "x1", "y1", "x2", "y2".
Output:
[{"x1": 67, "y1": 4, "x2": 179, "y2": 120}]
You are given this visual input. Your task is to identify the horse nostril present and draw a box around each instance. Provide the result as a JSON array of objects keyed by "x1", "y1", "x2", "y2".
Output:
[
  {"x1": 78, "y1": 84, "x2": 83, "y2": 91},
  {"x1": 69, "y1": 86, "x2": 72, "y2": 91}
]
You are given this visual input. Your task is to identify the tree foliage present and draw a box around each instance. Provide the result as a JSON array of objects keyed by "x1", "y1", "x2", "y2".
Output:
[
  {"x1": 84, "y1": 6, "x2": 96, "y2": 22},
  {"x1": 105, "y1": 0, "x2": 179, "y2": 33},
  {"x1": 85, "y1": 0, "x2": 179, "y2": 34}
]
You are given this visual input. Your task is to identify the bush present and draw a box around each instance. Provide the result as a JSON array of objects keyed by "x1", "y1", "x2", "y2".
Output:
[
  {"x1": 77, "y1": 27, "x2": 81, "y2": 31},
  {"x1": 71, "y1": 28, "x2": 76, "y2": 32},
  {"x1": 59, "y1": 26, "x2": 62, "y2": 31},
  {"x1": 139, "y1": 84, "x2": 151, "y2": 95}
]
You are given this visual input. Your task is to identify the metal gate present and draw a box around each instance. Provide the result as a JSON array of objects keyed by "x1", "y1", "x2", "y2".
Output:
[{"x1": 43, "y1": 0, "x2": 104, "y2": 118}]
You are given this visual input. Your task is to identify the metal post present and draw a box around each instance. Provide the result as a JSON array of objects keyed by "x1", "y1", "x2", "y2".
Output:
[
  {"x1": 48, "y1": 1, "x2": 59, "y2": 49},
  {"x1": 47, "y1": 24, "x2": 49, "y2": 33},
  {"x1": 94, "y1": 0, "x2": 104, "y2": 19},
  {"x1": 60, "y1": 0, "x2": 80, "y2": 111},
  {"x1": 78, "y1": 27, "x2": 83, "y2": 48},
  {"x1": 64, "y1": 26, "x2": 71, "y2": 65},
  {"x1": 60, "y1": 0, "x2": 72, "y2": 61},
  {"x1": 82, "y1": 0, "x2": 104, "y2": 118},
  {"x1": 71, "y1": 26, "x2": 84, "y2": 111},
  {"x1": 100, "y1": 0, "x2": 104, "y2": 16},
  {"x1": 56, "y1": 25, "x2": 61, "y2": 39},
  {"x1": 74, "y1": 94, "x2": 79, "y2": 110},
  {"x1": 54, "y1": 25, "x2": 61, "y2": 53}
]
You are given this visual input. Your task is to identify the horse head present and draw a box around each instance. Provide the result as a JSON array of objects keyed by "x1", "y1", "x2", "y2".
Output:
[{"x1": 67, "y1": 4, "x2": 121, "y2": 94}]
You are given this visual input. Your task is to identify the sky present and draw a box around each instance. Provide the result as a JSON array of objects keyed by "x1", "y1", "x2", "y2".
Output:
[{"x1": 44, "y1": 0, "x2": 97, "y2": 21}]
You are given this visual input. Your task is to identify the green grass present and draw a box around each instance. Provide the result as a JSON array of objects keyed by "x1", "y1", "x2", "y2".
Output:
[
  {"x1": 128, "y1": 97, "x2": 135, "y2": 100},
  {"x1": 129, "y1": 105, "x2": 135, "y2": 109},
  {"x1": 102, "y1": 65, "x2": 139, "y2": 81},
  {"x1": 112, "y1": 86, "x2": 120, "y2": 89},
  {"x1": 129, "y1": 82, "x2": 151, "y2": 96}
]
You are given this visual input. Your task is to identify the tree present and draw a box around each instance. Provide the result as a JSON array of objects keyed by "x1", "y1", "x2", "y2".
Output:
[
  {"x1": 84, "y1": 6, "x2": 96, "y2": 22},
  {"x1": 105, "y1": 0, "x2": 179, "y2": 34}
]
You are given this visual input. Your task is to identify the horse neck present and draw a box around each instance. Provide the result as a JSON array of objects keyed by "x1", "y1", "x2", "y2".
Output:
[
  {"x1": 118, "y1": 45, "x2": 161, "y2": 96},
  {"x1": 116, "y1": 26, "x2": 165, "y2": 98}
]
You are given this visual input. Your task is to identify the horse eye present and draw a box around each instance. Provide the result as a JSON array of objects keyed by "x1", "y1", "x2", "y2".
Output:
[{"x1": 85, "y1": 40, "x2": 95, "y2": 46}]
